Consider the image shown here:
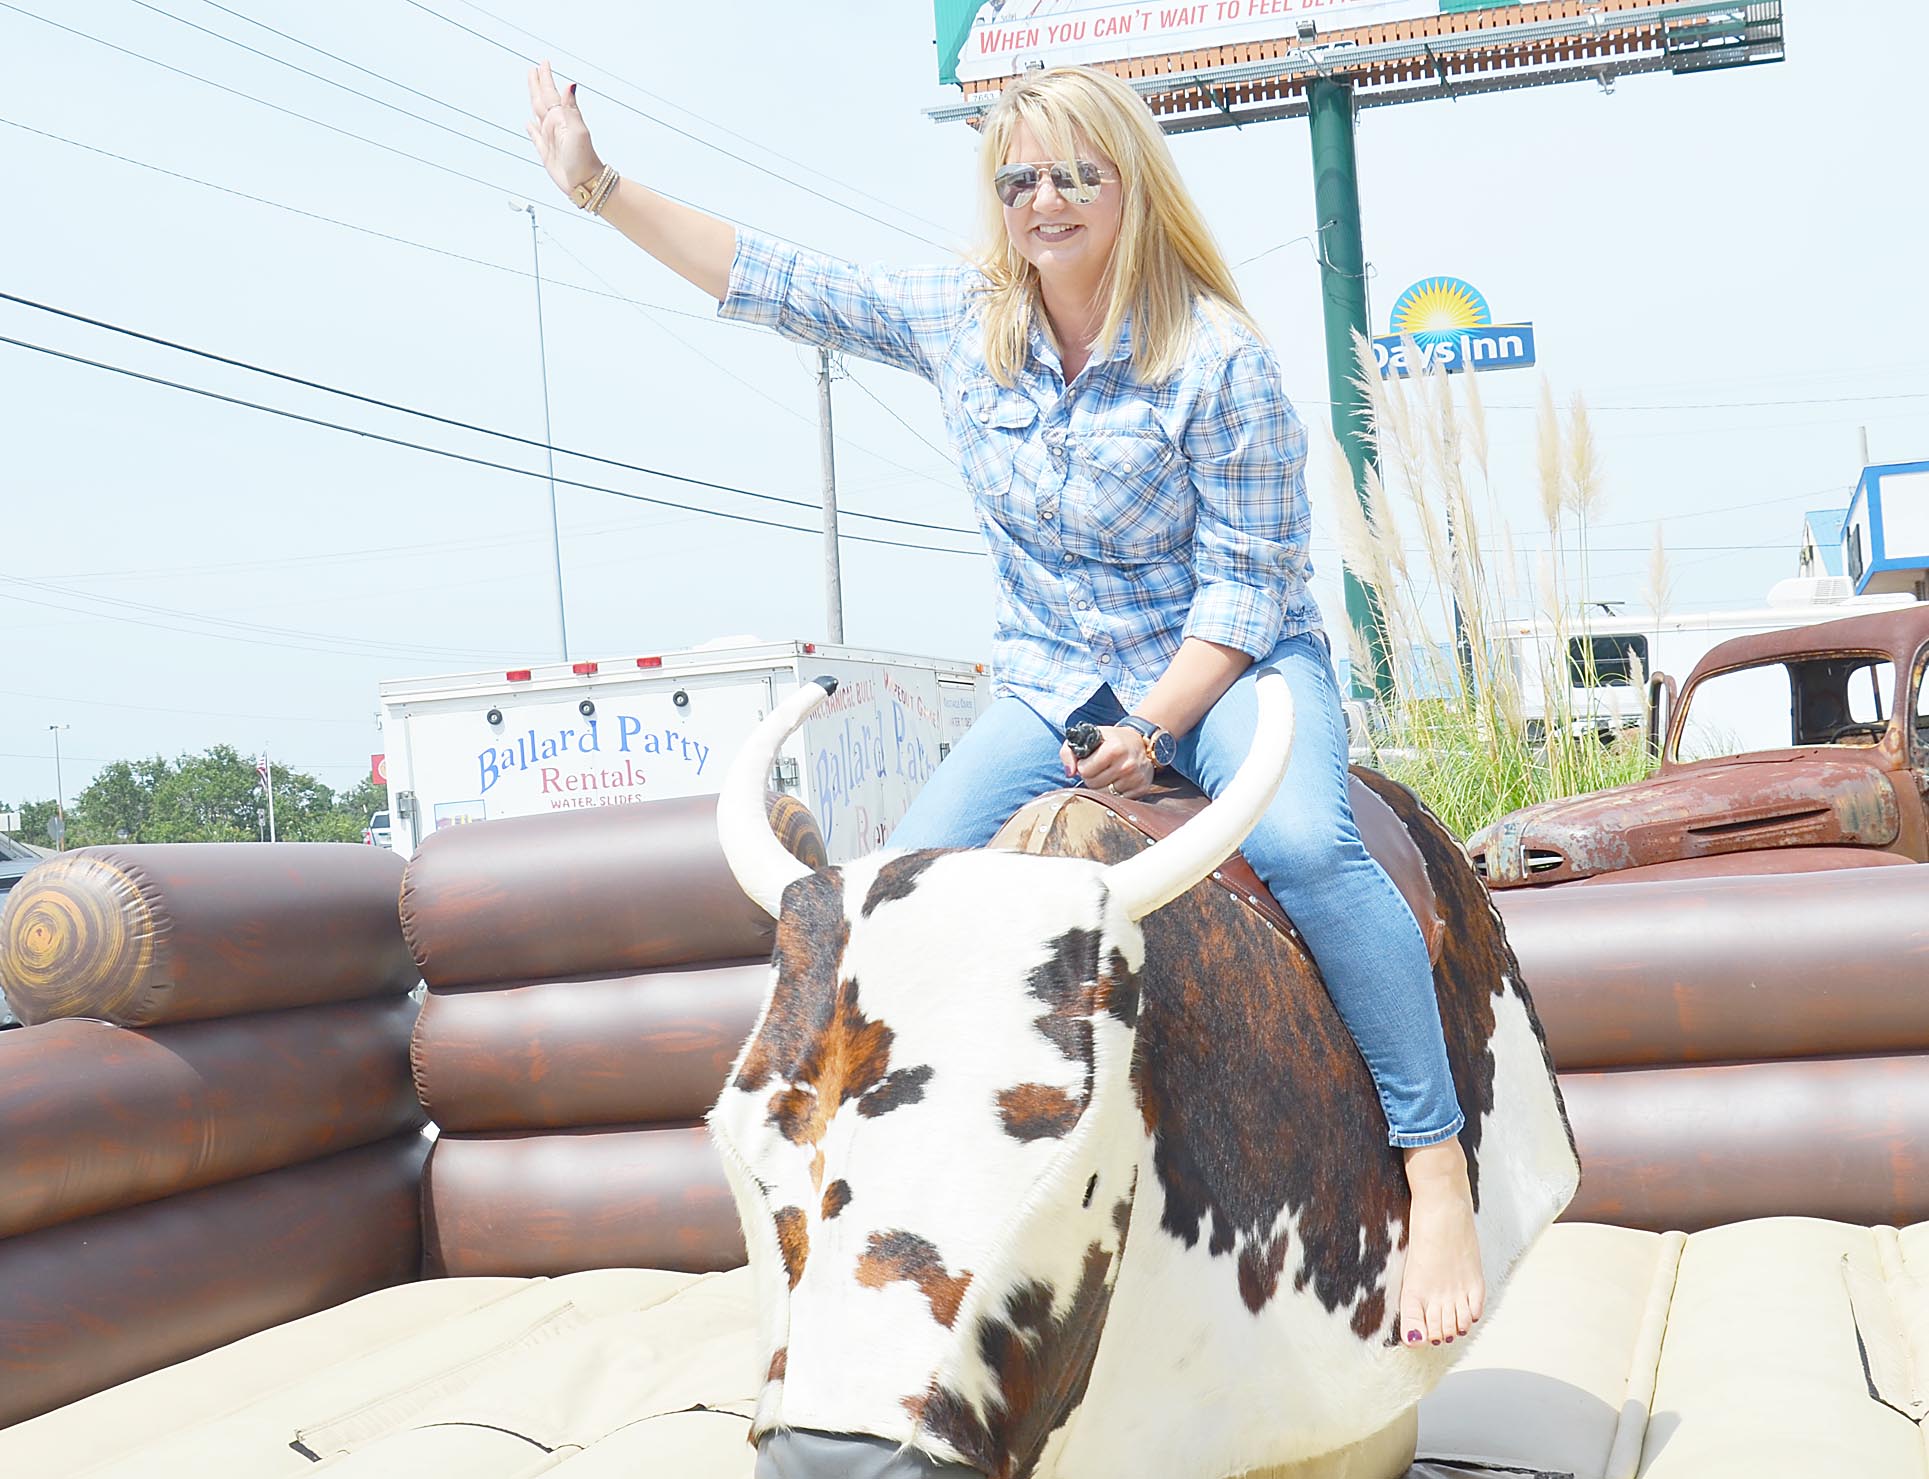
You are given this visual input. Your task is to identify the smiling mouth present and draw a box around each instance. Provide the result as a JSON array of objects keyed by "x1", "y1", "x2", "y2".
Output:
[{"x1": 1034, "y1": 224, "x2": 1083, "y2": 241}]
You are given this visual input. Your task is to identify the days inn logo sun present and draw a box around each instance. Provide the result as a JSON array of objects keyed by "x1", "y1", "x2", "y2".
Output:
[
  {"x1": 1375, "y1": 276, "x2": 1535, "y2": 378},
  {"x1": 1389, "y1": 277, "x2": 1493, "y2": 348}
]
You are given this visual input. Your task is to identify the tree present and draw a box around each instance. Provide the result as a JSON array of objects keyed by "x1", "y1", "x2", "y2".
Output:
[
  {"x1": 70, "y1": 757, "x2": 173, "y2": 845},
  {"x1": 144, "y1": 747, "x2": 265, "y2": 843},
  {"x1": 334, "y1": 777, "x2": 386, "y2": 824},
  {"x1": 0, "y1": 798, "x2": 64, "y2": 849},
  {"x1": 14, "y1": 748, "x2": 385, "y2": 846}
]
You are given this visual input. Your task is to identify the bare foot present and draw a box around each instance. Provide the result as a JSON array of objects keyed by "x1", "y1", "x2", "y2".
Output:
[{"x1": 1397, "y1": 1137, "x2": 1485, "y2": 1349}]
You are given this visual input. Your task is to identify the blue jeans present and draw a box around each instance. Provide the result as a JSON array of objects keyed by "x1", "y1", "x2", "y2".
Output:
[{"x1": 891, "y1": 632, "x2": 1464, "y2": 1149}]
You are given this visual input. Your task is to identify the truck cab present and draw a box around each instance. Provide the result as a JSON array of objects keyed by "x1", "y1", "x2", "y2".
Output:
[{"x1": 1469, "y1": 604, "x2": 1929, "y2": 888}]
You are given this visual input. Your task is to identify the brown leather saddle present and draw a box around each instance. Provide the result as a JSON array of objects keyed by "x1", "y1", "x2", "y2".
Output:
[{"x1": 1003, "y1": 768, "x2": 1446, "y2": 965}]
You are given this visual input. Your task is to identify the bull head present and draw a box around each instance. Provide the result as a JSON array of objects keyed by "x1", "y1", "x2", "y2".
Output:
[
  {"x1": 709, "y1": 675, "x2": 1293, "y2": 1479},
  {"x1": 718, "y1": 672, "x2": 1294, "y2": 924}
]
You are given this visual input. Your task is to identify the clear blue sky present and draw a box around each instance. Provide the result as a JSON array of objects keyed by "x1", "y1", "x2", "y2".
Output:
[{"x1": 3, "y1": 1, "x2": 1925, "y2": 809}]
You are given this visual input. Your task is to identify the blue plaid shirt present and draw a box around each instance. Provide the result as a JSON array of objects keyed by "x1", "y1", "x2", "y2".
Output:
[{"x1": 720, "y1": 231, "x2": 1319, "y2": 725}]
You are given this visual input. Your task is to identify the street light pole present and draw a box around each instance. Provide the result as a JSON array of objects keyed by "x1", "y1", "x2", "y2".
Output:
[
  {"x1": 512, "y1": 199, "x2": 570, "y2": 662},
  {"x1": 47, "y1": 723, "x2": 69, "y2": 851}
]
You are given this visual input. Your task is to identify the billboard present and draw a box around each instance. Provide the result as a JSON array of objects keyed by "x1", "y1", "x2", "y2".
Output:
[{"x1": 936, "y1": 0, "x2": 1508, "y2": 86}]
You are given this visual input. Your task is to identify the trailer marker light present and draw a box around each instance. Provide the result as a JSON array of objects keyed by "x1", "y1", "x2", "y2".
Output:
[
  {"x1": 802, "y1": 642, "x2": 816, "y2": 654},
  {"x1": 572, "y1": 661, "x2": 599, "y2": 675},
  {"x1": 636, "y1": 656, "x2": 663, "y2": 669},
  {"x1": 505, "y1": 669, "x2": 532, "y2": 682}
]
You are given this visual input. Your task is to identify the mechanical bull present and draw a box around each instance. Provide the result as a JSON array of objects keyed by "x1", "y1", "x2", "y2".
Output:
[{"x1": 709, "y1": 673, "x2": 1579, "y2": 1479}]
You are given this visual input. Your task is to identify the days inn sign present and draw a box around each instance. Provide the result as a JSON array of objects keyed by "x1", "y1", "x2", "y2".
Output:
[{"x1": 1373, "y1": 277, "x2": 1536, "y2": 378}]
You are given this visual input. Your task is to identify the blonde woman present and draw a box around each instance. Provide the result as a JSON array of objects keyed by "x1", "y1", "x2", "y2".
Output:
[{"x1": 527, "y1": 60, "x2": 1481, "y2": 1478}]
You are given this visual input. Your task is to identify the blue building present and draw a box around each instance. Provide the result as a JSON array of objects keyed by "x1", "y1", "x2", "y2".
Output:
[
  {"x1": 1797, "y1": 507, "x2": 1848, "y2": 579},
  {"x1": 1843, "y1": 460, "x2": 1929, "y2": 598}
]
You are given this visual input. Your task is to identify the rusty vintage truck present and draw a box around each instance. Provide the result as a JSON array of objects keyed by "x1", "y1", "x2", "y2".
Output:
[{"x1": 1469, "y1": 602, "x2": 1929, "y2": 888}]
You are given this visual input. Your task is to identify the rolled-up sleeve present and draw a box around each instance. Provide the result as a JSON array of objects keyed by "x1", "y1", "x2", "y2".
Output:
[
  {"x1": 719, "y1": 230, "x2": 973, "y2": 383},
  {"x1": 1179, "y1": 339, "x2": 1311, "y2": 659}
]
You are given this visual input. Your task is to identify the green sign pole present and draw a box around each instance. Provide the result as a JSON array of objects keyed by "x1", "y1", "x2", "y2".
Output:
[{"x1": 1307, "y1": 78, "x2": 1391, "y2": 701}]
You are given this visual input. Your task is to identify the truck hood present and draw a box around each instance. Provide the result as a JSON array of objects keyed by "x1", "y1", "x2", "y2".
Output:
[{"x1": 1467, "y1": 756, "x2": 1902, "y2": 887}]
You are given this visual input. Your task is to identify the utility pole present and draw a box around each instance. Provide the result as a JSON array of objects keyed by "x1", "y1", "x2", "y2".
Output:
[
  {"x1": 1308, "y1": 79, "x2": 1392, "y2": 702},
  {"x1": 47, "y1": 723, "x2": 69, "y2": 851},
  {"x1": 257, "y1": 749, "x2": 278, "y2": 844},
  {"x1": 816, "y1": 348, "x2": 846, "y2": 644},
  {"x1": 513, "y1": 200, "x2": 570, "y2": 661}
]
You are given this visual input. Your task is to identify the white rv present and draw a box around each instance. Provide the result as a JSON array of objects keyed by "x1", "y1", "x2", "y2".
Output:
[{"x1": 1501, "y1": 579, "x2": 1920, "y2": 739}]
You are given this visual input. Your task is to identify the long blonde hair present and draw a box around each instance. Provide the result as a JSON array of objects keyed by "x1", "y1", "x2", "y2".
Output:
[{"x1": 973, "y1": 66, "x2": 1256, "y2": 385}]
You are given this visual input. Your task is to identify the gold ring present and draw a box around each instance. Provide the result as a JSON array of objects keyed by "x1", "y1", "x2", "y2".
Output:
[{"x1": 1108, "y1": 783, "x2": 1121, "y2": 795}]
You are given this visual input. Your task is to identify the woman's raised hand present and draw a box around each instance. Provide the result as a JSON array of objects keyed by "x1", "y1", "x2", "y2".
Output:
[{"x1": 525, "y1": 60, "x2": 602, "y2": 200}]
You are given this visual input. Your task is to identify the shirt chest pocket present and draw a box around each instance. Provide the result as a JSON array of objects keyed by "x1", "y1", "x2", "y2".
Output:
[
  {"x1": 1067, "y1": 431, "x2": 1190, "y2": 560},
  {"x1": 954, "y1": 379, "x2": 1038, "y2": 500}
]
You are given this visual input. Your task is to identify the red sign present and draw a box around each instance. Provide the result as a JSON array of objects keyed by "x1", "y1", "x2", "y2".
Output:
[{"x1": 371, "y1": 753, "x2": 388, "y2": 786}]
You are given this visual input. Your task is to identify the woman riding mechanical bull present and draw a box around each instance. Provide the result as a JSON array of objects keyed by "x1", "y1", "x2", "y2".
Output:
[{"x1": 526, "y1": 59, "x2": 1487, "y2": 1478}]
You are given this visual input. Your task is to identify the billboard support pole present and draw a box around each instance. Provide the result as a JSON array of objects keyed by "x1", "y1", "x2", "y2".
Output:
[{"x1": 1307, "y1": 78, "x2": 1392, "y2": 702}]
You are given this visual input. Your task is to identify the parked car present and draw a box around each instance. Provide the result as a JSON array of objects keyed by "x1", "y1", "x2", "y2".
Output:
[
  {"x1": 361, "y1": 810, "x2": 392, "y2": 848},
  {"x1": 1468, "y1": 603, "x2": 1929, "y2": 888}
]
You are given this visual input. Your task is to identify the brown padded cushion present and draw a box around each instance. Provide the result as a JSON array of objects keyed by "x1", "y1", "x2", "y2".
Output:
[
  {"x1": 0, "y1": 1000, "x2": 424, "y2": 1240},
  {"x1": 1008, "y1": 769, "x2": 1444, "y2": 964},
  {"x1": 400, "y1": 794, "x2": 824, "y2": 989},
  {"x1": 1497, "y1": 865, "x2": 1929, "y2": 1069},
  {"x1": 0, "y1": 1132, "x2": 426, "y2": 1429},
  {"x1": 1560, "y1": 1054, "x2": 1929, "y2": 1232},
  {"x1": 412, "y1": 962, "x2": 767, "y2": 1133},
  {"x1": 422, "y1": 1125, "x2": 744, "y2": 1278},
  {"x1": 0, "y1": 843, "x2": 416, "y2": 1027}
]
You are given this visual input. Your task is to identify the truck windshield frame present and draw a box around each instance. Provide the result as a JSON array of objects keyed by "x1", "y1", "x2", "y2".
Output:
[{"x1": 1669, "y1": 649, "x2": 1898, "y2": 764}]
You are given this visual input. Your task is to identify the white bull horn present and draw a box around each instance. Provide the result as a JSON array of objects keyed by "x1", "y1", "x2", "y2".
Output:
[
  {"x1": 1104, "y1": 669, "x2": 1295, "y2": 922},
  {"x1": 717, "y1": 676, "x2": 838, "y2": 918}
]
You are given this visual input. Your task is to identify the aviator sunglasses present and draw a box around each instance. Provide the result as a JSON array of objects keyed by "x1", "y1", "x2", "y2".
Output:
[{"x1": 994, "y1": 159, "x2": 1112, "y2": 208}]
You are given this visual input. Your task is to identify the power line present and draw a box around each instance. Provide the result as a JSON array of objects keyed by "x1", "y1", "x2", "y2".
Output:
[
  {"x1": 0, "y1": 566, "x2": 503, "y2": 660},
  {"x1": 194, "y1": 0, "x2": 527, "y2": 143},
  {"x1": 0, "y1": 4, "x2": 758, "y2": 241},
  {"x1": 0, "y1": 577, "x2": 507, "y2": 663},
  {"x1": 44, "y1": 515, "x2": 657, "y2": 584},
  {"x1": 399, "y1": 0, "x2": 961, "y2": 251},
  {"x1": 0, "y1": 685, "x2": 371, "y2": 726},
  {"x1": 0, "y1": 748, "x2": 364, "y2": 772},
  {"x1": 4, "y1": 113, "x2": 965, "y2": 496},
  {"x1": 0, "y1": 3, "x2": 538, "y2": 201},
  {"x1": 433, "y1": 0, "x2": 965, "y2": 242},
  {"x1": 126, "y1": 0, "x2": 536, "y2": 168},
  {"x1": 1, "y1": 291, "x2": 976, "y2": 536},
  {"x1": 1587, "y1": 485, "x2": 1846, "y2": 531},
  {"x1": 0, "y1": 115, "x2": 756, "y2": 331},
  {"x1": 534, "y1": 228, "x2": 960, "y2": 490},
  {"x1": 1490, "y1": 390, "x2": 1929, "y2": 413},
  {"x1": 841, "y1": 366, "x2": 960, "y2": 466},
  {"x1": 1302, "y1": 385, "x2": 1929, "y2": 414},
  {"x1": 0, "y1": 332, "x2": 985, "y2": 559}
]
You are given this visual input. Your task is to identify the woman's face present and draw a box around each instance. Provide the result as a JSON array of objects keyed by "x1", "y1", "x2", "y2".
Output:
[{"x1": 999, "y1": 122, "x2": 1123, "y2": 297}]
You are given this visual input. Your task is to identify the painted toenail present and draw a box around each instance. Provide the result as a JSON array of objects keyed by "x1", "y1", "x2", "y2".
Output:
[
  {"x1": 1430, "y1": 1339, "x2": 1441, "y2": 1346},
  {"x1": 1445, "y1": 1336, "x2": 1454, "y2": 1343},
  {"x1": 1407, "y1": 1329, "x2": 1422, "y2": 1343}
]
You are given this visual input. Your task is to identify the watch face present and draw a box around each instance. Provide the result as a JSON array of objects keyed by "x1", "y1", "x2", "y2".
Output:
[{"x1": 1151, "y1": 730, "x2": 1177, "y2": 767}]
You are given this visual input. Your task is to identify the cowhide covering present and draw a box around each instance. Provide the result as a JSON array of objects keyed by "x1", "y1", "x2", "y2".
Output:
[{"x1": 710, "y1": 772, "x2": 1579, "y2": 1479}]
